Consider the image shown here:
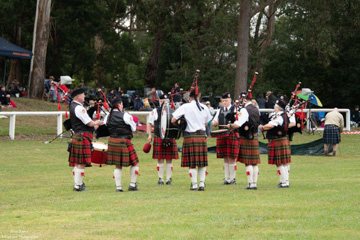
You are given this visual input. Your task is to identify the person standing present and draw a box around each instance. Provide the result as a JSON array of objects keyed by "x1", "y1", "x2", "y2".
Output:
[
  {"x1": 146, "y1": 87, "x2": 160, "y2": 108},
  {"x1": 212, "y1": 92, "x2": 239, "y2": 185},
  {"x1": 259, "y1": 100, "x2": 295, "y2": 188},
  {"x1": 171, "y1": 89, "x2": 212, "y2": 191},
  {"x1": 229, "y1": 93, "x2": 261, "y2": 190},
  {"x1": 147, "y1": 94, "x2": 179, "y2": 185},
  {"x1": 171, "y1": 82, "x2": 182, "y2": 103},
  {"x1": 68, "y1": 88, "x2": 104, "y2": 191},
  {"x1": 323, "y1": 108, "x2": 344, "y2": 157},
  {"x1": 105, "y1": 97, "x2": 139, "y2": 192},
  {"x1": 351, "y1": 105, "x2": 360, "y2": 127}
]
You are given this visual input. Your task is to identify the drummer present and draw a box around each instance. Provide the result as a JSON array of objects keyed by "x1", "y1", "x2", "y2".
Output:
[
  {"x1": 68, "y1": 88, "x2": 104, "y2": 192},
  {"x1": 146, "y1": 94, "x2": 179, "y2": 185},
  {"x1": 105, "y1": 97, "x2": 139, "y2": 192},
  {"x1": 212, "y1": 92, "x2": 239, "y2": 185},
  {"x1": 171, "y1": 88, "x2": 212, "y2": 191},
  {"x1": 229, "y1": 92, "x2": 261, "y2": 190}
]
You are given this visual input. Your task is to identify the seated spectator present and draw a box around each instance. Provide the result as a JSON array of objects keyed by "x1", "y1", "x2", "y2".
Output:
[
  {"x1": 0, "y1": 85, "x2": 11, "y2": 106},
  {"x1": 146, "y1": 87, "x2": 160, "y2": 108},
  {"x1": 9, "y1": 79, "x2": 23, "y2": 97}
]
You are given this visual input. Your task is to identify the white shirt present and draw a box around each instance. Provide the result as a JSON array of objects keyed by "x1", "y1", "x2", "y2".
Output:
[
  {"x1": 172, "y1": 100, "x2": 212, "y2": 132},
  {"x1": 213, "y1": 104, "x2": 236, "y2": 123},
  {"x1": 233, "y1": 102, "x2": 252, "y2": 127},
  {"x1": 147, "y1": 108, "x2": 158, "y2": 125},
  {"x1": 74, "y1": 100, "x2": 92, "y2": 125},
  {"x1": 104, "y1": 109, "x2": 137, "y2": 132},
  {"x1": 268, "y1": 111, "x2": 296, "y2": 126}
]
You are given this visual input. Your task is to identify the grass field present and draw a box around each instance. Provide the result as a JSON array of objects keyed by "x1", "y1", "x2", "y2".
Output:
[{"x1": 1, "y1": 132, "x2": 359, "y2": 239}]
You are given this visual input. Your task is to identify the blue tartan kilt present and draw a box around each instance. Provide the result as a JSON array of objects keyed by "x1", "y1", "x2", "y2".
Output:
[{"x1": 323, "y1": 125, "x2": 341, "y2": 144}]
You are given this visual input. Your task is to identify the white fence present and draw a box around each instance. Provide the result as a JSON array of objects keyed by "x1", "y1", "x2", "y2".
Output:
[{"x1": 0, "y1": 108, "x2": 351, "y2": 140}]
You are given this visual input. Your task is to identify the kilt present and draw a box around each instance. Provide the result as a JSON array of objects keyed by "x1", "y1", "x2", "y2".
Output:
[
  {"x1": 237, "y1": 136, "x2": 261, "y2": 165},
  {"x1": 105, "y1": 137, "x2": 139, "y2": 167},
  {"x1": 153, "y1": 137, "x2": 179, "y2": 160},
  {"x1": 181, "y1": 135, "x2": 208, "y2": 168},
  {"x1": 267, "y1": 137, "x2": 291, "y2": 165},
  {"x1": 323, "y1": 125, "x2": 341, "y2": 144},
  {"x1": 68, "y1": 133, "x2": 93, "y2": 166},
  {"x1": 216, "y1": 131, "x2": 240, "y2": 159}
]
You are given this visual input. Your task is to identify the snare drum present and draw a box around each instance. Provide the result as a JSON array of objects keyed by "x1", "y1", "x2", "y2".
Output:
[
  {"x1": 210, "y1": 129, "x2": 230, "y2": 138},
  {"x1": 160, "y1": 103, "x2": 181, "y2": 139},
  {"x1": 91, "y1": 142, "x2": 108, "y2": 167}
]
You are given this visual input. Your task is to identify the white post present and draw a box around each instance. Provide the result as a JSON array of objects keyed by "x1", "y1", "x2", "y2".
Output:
[
  {"x1": 57, "y1": 113, "x2": 63, "y2": 137},
  {"x1": 9, "y1": 114, "x2": 16, "y2": 140}
]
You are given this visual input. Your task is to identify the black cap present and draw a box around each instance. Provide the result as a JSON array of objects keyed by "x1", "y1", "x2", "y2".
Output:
[
  {"x1": 222, "y1": 92, "x2": 231, "y2": 99},
  {"x1": 71, "y1": 88, "x2": 86, "y2": 98},
  {"x1": 190, "y1": 88, "x2": 199, "y2": 98},
  {"x1": 275, "y1": 99, "x2": 286, "y2": 109},
  {"x1": 239, "y1": 92, "x2": 248, "y2": 99},
  {"x1": 160, "y1": 94, "x2": 169, "y2": 100},
  {"x1": 111, "y1": 97, "x2": 122, "y2": 106},
  {"x1": 355, "y1": 105, "x2": 359, "y2": 108}
]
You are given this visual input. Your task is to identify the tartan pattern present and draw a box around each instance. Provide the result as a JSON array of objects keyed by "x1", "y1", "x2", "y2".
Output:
[
  {"x1": 181, "y1": 135, "x2": 208, "y2": 168},
  {"x1": 237, "y1": 136, "x2": 261, "y2": 165},
  {"x1": 105, "y1": 138, "x2": 139, "y2": 167},
  {"x1": 216, "y1": 131, "x2": 240, "y2": 159},
  {"x1": 323, "y1": 125, "x2": 341, "y2": 144},
  {"x1": 267, "y1": 137, "x2": 291, "y2": 165},
  {"x1": 68, "y1": 133, "x2": 93, "y2": 166},
  {"x1": 152, "y1": 137, "x2": 179, "y2": 160}
]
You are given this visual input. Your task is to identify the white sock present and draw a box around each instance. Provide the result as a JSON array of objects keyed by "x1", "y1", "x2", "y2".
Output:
[
  {"x1": 229, "y1": 163, "x2": 237, "y2": 181},
  {"x1": 73, "y1": 166, "x2": 77, "y2": 183},
  {"x1": 189, "y1": 168, "x2": 198, "y2": 188},
  {"x1": 224, "y1": 163, "x2": 230, "y2": 182},
  {"x1": 157, "y1": 162, "x2": 164, "y2": 180},
  {"x1": 277, "y1": 165, "x2": 286, "y2": 185},
  {"x1": 74, "y1": 168, "x2": 84, "y2": 188},
  {"x1": 114, "y1": 168, "x2": 122, "y2": 190},
  {"x1": 284, "y1": 164, "x2": 290, "y2": 186},
  {"x1": 166, "y1": 162, "x2": 173, "y2": 181},
  {"x1": 198, "y1": 167, "x2": 206, "y2": 187},
  {"x1": 130, "y1": 166, "x2": 139, "y2": 187},
  {"x1": 253, "y1": 165, "x2": 259, "y2": 187},
  {"x1": 246, "y1": 165, "x2": 254, "y2": 187}
]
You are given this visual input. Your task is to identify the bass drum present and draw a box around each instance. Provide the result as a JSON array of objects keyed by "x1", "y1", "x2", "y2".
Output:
[{"x1": 160, "y1": 102, "x2": 181, "y2": 139}]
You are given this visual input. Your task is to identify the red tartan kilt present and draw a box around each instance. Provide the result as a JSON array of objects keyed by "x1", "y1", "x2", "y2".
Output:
[
  {"x1": 105, "y1": 138, "x2": 139, "y2": 167},
  {"x1": 68, "y1": 133, "x2": 93, "y2": 166},
  {"x1": 152, "y1": 137, "x2": 179, "y2": 160},
  {"x1": 237, "y1": 136, "x2": 261, "y2": 165},
  {"x1": 267, "y1": 137, "x2": 291, "y2": 165},
  {"x1": 181, "y1": 135, "x2": 208, "y2": 168},
  {"x1": 216, "y1": 131, "x2": 239, "y2": 159}
]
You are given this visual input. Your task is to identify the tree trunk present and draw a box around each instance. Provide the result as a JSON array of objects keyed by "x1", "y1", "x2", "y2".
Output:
[
  {"x1": 234, "y1": 0, "x2": 251, "y2": 98},
  {"x1": 7, "y1": 19, "x2": 22, "y2": 88},
  {"x1": 30, "y1": 0, "x2": 51, "y2": 99}
]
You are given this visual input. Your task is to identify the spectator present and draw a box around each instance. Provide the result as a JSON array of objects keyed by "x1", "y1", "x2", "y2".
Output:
[
  {"x1": 106, "y1": 89, "x2": 116, "y2": 103},
  {"x1": 146, "y1": 87, "x2": 160, "y2": 108},
  {"x1": 45, "y1": 76, "x2": 59, "y2": 102},
  {"x1": 9, "y1": 79, "x2": 23, "y2": 97},
  {"x1": 323, "y1": 108, "x2": 344, "y2": 157},
  {"x1": 133, "y1": 90, "x2": 143, "y2": 111},
  {"x1": 265, "y1": 91, "x2": 277, "y2": 109},
  {"x1": 171, "y1": 82, "x2": 181, "y2": 103},
  {"x1": 256, "y1": 93, "x2": 267, "y2": 125},
  {"x1": 0, "y1": 85, "x2": 11, "y2": 106},
  {"x1": 351, "y1": 105, "x2": 360, "y2": 127}
]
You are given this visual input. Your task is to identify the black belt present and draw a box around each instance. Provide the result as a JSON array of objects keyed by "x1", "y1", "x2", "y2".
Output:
[
  {"x1": 184, "y1": 130, "x2": 205, "y2": 136},
  {"x1": 110, "y1": 135, "x2": 132, "y2": 140}
]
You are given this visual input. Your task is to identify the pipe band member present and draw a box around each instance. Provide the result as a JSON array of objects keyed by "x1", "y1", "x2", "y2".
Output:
[
  {"x1": 68, "y1": 88, "x2": 104, "y2": 191},
  {"x1": 171, "y1": 88, "x2": 212, "y2": 191},
  {"x1": 147, "y1": 94, "x2": 179, "y2": 186},
  {"x1": 105, "y1": 97, "x2": 139, "y2": 192}
]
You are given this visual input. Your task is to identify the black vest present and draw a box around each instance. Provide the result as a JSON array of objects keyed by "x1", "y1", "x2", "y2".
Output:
[
  {"x1": 239, "y1": 104, "x2": 260, "y2": 138},
  {"x1": 266, "y1": 113, "x2": 287, "y2": 139},
  {"x1": 70, "y1": 101, "x2": 95, "y2": 133},
  {"x1": 154, "y1": 107, "x2": 162, "y2": 137},
  {"x1": 219, "y1": 105, "x2": 235, "y2": 128},
  {"x1": 107, "y1": 111, "x2": 133, "y2": 137}
]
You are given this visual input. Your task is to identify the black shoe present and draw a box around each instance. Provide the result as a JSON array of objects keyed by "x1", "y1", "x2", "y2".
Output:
[
  {"x1": 222, "y1": 180, "x2": 230, "y2": 185},
  {"x1": 277, "y1": 183, "x2": 288, "y2": 188},
  {"x1": 229, "y1": 179, "x2": 236, "y2": 185},
  {"x1": 166, "y1": 178, "x2": 172, "y2": 185},
  {"x1": 128, "y1": 184, "x2": 139, "y2": 191},
  {"x1": 73, "y1": 185, "x2": 86, "y2": 192},
  {"x1": 251, "y1": 186, "x2": 258, "y2": 190},
  {"x1": 190, "y1": 183, "x2": 198, "y2": 191},
  {"x1": 198, "y1": 186, "x2": 205, "y2": 191},
  {"x1": 116, "y1": 189, "x2": 124, "y2": 192},
  {"x1": 81, "y1": 182, "x2": 86, "y2": 189},
  {"x1": 158, "y1": 178, "x2": 164, "y2": 185}
]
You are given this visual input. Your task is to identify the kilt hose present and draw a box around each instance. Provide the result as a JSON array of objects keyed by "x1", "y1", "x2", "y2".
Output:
[
  {"x1": 181, "y1": 134, "x2": 208, "y2": 168},
  {"x1": 153, "y1": 136, "x2": 179, "y2": 160},
  {"x1": 68, "y1": 133, "x2": 93, "y2": 166},
  {"x1": 323, "y1": 125, "x2": 341, "y2": 144},
  {"x1": 216, "y1": 131, "x2": 240, "y2": 159},
  {"x1": 267, "y1": 137, "x2": 291, "y2": 165},
  {"x1": 237, "y1": 136, "x2": 261, "y2": 165},
  {"x1": 105, "y1": 137, "x2": 139, "y2": 167}
]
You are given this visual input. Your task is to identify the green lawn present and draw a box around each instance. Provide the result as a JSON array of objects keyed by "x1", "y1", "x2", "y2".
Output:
[{"x1": 0, "y1": 133, "x2": 359, "y2": 239}]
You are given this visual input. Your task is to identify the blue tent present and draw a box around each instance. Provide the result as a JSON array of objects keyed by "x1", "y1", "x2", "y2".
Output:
[{"x1": 0, "y1": 36, "x2": 33, "y2": 86}]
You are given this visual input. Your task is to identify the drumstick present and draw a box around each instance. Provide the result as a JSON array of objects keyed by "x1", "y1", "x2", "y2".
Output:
[{"x1": 218, "y1": 125, "x2": 230, "y2": 127}]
